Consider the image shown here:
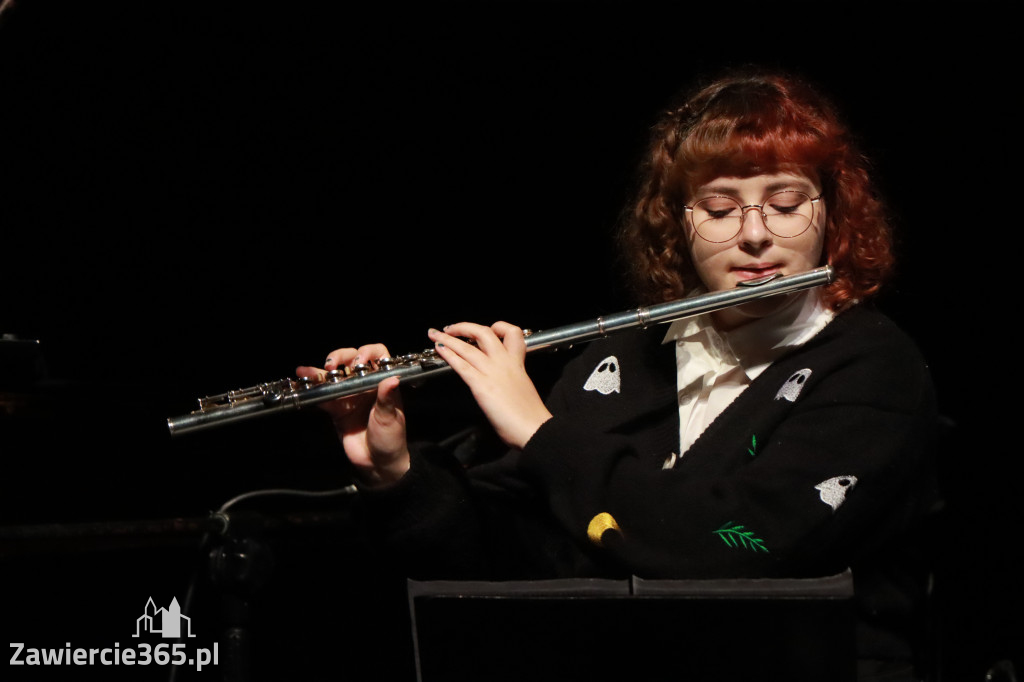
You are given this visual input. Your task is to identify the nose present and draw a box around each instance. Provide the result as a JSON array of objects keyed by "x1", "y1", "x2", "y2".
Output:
[{"x1": 738, "y1": 205, "x2": 772, "y2": 250}]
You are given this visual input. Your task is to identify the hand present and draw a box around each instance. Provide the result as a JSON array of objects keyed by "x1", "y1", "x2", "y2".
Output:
[
  {"x1": 428, "y1": 322, "x2": 552, "y2": 450},
  {"x1": 295, "y1": 344, "x2": 411, "y2": 485}
]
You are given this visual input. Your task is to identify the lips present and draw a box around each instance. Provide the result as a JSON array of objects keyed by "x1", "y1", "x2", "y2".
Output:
[{"x1": 731, "y1": 264, "x2": 782, "y2": 280}]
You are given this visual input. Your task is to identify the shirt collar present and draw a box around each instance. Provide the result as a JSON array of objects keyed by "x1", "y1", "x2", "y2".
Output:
[{"x1": 662, "y1": 289, "x2": 834, "y2": 380}]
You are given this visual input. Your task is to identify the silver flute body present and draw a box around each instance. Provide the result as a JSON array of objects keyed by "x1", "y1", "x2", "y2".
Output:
[{"x1": 167, "y1": 265, "x2": 833, "y2": 436}]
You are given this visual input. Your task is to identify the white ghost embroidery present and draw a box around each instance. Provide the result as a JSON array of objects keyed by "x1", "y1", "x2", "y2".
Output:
[
  {"x1": 775, "y1": 368, "x2": 812, "y2": 402},
  {"x1": 583, "y1": 356, "x2": 621, "y2": 395},
  {"x1": 815, "y1": 475, "x2": 858, "y2": 511}
]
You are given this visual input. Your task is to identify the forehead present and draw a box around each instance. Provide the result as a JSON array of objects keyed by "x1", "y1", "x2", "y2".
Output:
[{"x1": 693, "y1": 171, "x2": 820, "y2": 198}]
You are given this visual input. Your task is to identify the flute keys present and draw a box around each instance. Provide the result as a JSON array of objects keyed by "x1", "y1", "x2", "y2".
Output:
[{"x1": 295, "y1": 376, "x2": 318, "y2": 389}]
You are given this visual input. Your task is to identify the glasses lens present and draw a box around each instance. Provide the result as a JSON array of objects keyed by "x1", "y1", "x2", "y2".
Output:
[
  {"x1": 690, "y1": 196, "x2": 743, "y2": 243},
  {"x1": 689, "y1": 191, "x2": 817, "y2": 242},
  {"x1": 762, "y1": 191, "x2": 814, "y2": 238}
]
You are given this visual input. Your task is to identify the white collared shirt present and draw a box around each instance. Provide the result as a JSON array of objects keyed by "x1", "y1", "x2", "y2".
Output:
[{"x1": 661, "y1": 290, "x2": 834, "y2": 457}]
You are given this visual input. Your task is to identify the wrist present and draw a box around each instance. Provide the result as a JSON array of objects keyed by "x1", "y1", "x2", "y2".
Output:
[
  {"x1": 358, "y1": 450, "x2": 411, "y2": 487},
  {"x1": 378, "y1": 451, "x2": 412, "y2": 484},
  {"x1": 509, "y1": 410, "x2": 554, "y2": 451}
]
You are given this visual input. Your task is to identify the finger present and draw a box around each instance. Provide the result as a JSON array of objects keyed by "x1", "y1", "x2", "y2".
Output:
[
  {"x1": 428, "y1": 329, "x2": 492, "y2": 378},
  {"x1": 324, "y1": 348, "x2": 358, "y2": 370},
  {"x1": 353, "y1": 343, "x2": 392, "y2": 367},
  {"x1": 429, "y1": 333, "x2": 481, "y2": 381},
  {"x1": 325, "y1": 343, "x2": 392, "y2": 371},
  {"x1": 335, "y1": 378, "x2": 393, "y2": 435},
  {"x1": 434, "y1": 322, "x2": 504, "y2": 355},
  {"x1": 491, "y1": 321, "x2": 527, "y2": 359},
  {"x1": 295, "y1": 365, "x2": 328, "y2": 380},
  {"x1": 370, "y1": 376, "x2": 404, "y2": 426},
  {"x1": 330, "y1": 385, "x2": 378, "y2": 430}
]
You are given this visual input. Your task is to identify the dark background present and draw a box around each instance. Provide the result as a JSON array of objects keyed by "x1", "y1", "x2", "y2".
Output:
[{"x1": 1, "y1": 1, "x2": 1018, "y2": 680}]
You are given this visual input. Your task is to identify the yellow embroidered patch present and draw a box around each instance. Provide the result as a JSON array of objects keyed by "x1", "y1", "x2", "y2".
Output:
[{"x1": 586, "y1": 512, "x2": 621, "y2": 547}]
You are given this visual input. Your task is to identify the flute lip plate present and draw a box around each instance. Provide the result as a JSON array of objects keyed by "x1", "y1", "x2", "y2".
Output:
[{"x1": 736, "y1": 272, "x2": 782, "y2": 287}]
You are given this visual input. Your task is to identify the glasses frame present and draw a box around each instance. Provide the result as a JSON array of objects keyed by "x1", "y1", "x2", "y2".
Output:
[{"x1": 684, "y1": 191, "x2": 823, "y2": 244}]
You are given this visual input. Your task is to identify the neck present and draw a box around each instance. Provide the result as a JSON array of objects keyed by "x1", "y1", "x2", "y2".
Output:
[{"x1": 710, "y1": 291, "x2": 805, "y2": 332}]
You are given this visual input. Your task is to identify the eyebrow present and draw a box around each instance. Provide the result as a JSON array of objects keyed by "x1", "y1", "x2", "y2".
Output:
[{"x1": 698, "y1": 180, "x2": 817, "y2": 198}]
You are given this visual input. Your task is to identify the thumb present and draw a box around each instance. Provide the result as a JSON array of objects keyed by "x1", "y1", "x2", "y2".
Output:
[{"x1": 371, "y1": 377, "x2": 403, "y2": 424}]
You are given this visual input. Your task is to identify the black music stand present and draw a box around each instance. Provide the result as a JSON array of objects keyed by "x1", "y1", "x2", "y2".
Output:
[{"x1": 407, "y1": 570, "x2": 856, "y2": 682}]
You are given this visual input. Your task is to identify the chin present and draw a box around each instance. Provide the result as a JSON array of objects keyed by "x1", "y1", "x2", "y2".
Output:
[{"x1": 714, "y1": 294, "x2": 794, "y2": 330}]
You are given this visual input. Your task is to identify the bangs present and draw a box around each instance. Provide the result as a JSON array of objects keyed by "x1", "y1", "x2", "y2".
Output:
[
  {"x1": 678, "y1": 128, "x2": 833, "y2": 191},
  {"x1": 670, "y1": 78, "x2": 842, "y2": 194}
]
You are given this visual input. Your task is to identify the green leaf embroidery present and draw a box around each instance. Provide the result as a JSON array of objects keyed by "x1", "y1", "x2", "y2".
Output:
[
  {"x1": 714, "y1": 522, "x2": 769, "y2": 553},
  {"x1": 747, "y1": 434, "x2": 757, "y2": 457}
]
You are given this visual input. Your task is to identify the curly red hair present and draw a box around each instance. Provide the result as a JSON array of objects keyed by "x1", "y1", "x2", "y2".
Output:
[{"x1": 618, "y1": 68, "x2": 893, "y2": 311}]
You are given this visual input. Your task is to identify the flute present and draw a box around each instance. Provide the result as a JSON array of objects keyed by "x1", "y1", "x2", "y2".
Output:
[{"x1": 167, "y1": 265, "x2": 833, "y2": 436}]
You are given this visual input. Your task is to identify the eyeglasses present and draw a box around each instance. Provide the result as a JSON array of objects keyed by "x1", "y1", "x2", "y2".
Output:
[{"x1": 684, "y1": 191, "x2": 822, "y2": 243}]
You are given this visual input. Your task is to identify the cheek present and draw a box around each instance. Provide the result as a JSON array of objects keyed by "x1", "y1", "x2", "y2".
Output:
[
  {"x1": 684, "y1": 231, "x2": 707, "y2": 265},
  {"x1": 684, "y1": 220, "x2": 724, "y2": 260},
  {"x1": 687, "y1": 237, "x2": 733, "y2": 285},
  {"x1": 812, "y1": 208, "x2": 828, "y2": 261},
  {"x1": 791, "y1": 216, "x2": 827, "y2": 266},
  {"x1": 808, "y1": 224, "x2": 828, "y2": 264}
]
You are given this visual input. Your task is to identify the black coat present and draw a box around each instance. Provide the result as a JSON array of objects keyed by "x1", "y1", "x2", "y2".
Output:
[{"x1": 357, "y1": 304, "x2": 940, "y2": 665}]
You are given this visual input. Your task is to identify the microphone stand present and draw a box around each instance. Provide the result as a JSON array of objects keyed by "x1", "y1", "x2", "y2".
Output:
[{"x1": 206, "y1": 512, "x2": 274, "y2": 682}]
